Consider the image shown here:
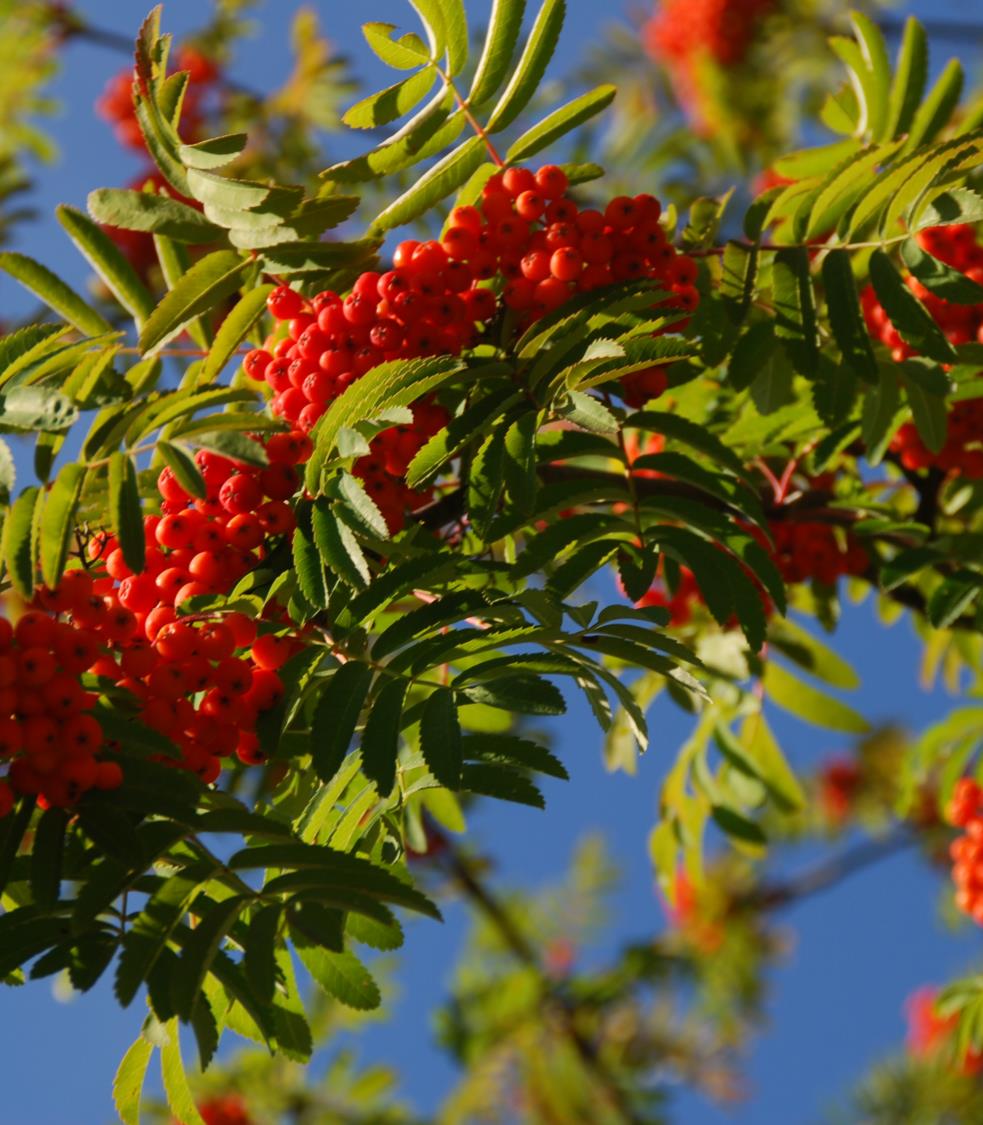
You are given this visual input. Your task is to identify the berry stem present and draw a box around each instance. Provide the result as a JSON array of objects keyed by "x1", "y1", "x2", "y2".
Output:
[{"x1": 436, "y1": 65, "x2": 505, "y2": 168}]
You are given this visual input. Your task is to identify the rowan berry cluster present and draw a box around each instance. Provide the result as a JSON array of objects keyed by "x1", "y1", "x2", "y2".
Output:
[
  {"x1": 0, "y1": 431, "x2": 311, "y2": 817},
  {"x1": 945, "y1": 777, "x2": 983, "y2": 926},
  {"x1": 907, "y1": 985, "x2": 983, "y2": 1076},
  {"x1": 245, "y1": 166, "x2": 696, "y2": 526},
  {"x1": 74, "y1": 435, "x2": 307, "y2": 782},
  {"x1": 0, "y1": 608, "x2": 122, "y2": 816},
  {"x1": 97, "y1": 44, "x2": 218, "y2": 150}
]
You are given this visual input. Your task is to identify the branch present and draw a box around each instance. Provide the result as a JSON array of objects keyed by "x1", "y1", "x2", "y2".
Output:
[
  {"x1": 442, "y1": 844, "x2": 651, "y2": 1125},
  {"x1": 732, "y1": 828, "x2": 917, "y2": 914}
]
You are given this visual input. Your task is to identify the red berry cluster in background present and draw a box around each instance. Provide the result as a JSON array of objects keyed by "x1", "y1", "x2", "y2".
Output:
[
  {"x1": 907, "y1": 985, "x2": 983, "y2": 1076},
  {"x1": 644, "y1": 0, "x2": 773, "y2": 67},
  {"x1": 0, "y1": 610, "x2": 122, "y2": 816},
  {"x1": 945, "y1": 777, "x2": 983, "y2": 926},
  {"x1": 890, "y1": 398, "x2": 983, "y2": 478},
  {"x1": 97, "y1": 44, "x2": 219, "y2": 151},
  {"x1": 642, "y1": 0, "x2": 774, "y2": 125},
  {"x1": 191, "y1": 1094, "x2": 254, "y2": 1125},
  {"x1": 818, "y1": 756, "x2": 862, "y2": 823},
  {"x1": 863, "y1": 225, "x2": 983, "y2": 478},
  {"x1": 635, "y1": 565, "x2": 702, "y2": 626},
  {"x1": 765, "y1": 520, "x2": 868, "y2": 586},
  {"x1": 245, "y1": 166, "x2": 696, "y2": 528}
]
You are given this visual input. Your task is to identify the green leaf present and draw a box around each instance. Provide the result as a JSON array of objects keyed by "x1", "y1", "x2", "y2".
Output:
[
  {"x1": 720, "y1": 241, "x2": 757, "y2": 324},
  {"x1": 2, "y1": 486, "x2": 40, "y2": 598},
  {"x1": 506, "y1": 85, "x2": 616, "y2": 163},
  {"x1": 200, "y1": 284, "x2": 274, "y2": 383},
  {"x1": 928, "y1": 573, "x2": 981, "y2": 629},
  {"x1": 772, "y1": 247, "x2": 818, "y2": 376},
  {"x1": 885, "y1": 17, "x2": 928, "y2": 139},
  {"x1": 420, "y1": 688, "x2": 462, "y2": 788},
  {"x1": 157, "y1": 441, "x2": 206, "y2": 500},
  {"x1": 914, "y1": 188, "x2": 983, "y2": 230},
  {"x1": 343, "y1": 68, "x2": 437, "y2": 129},
  {"x1": 900, "y1": 358, "x2": 948, "y2": 454},
  {"x1": 822, "y1": 248, "x2": 878, "y2": 382},
  {"x1": 468, "y1": 428, "x2": 506, "y2": 538},
  {"x1": 406, "y1": 387, "x2": 520, "y2": 489},
  {"x1": 294, "y1": 505, "x2": 330, "y2": 605},
  {"x1": 87, "y1": 188, "x2": 223, "y2": 243},
  {"x1": 762, "y1": 661, "x2": 870, "y2": 733},
  {"x1": 370, "y1": 136, "x2": 487, "y2": 235},
  {"x1": 115, "y1": 866, "x2": 214, "y2": 1007},
  {"x1": 469, "y1": 0, "x2": 526, "y2": 108},
  {"x1": 869, "y1": 249, "x2": 957, "y2": 364},
  {"x1": 311, "y1": 500, "x2": 369, "y2": 589},
  {"x1": 39, "y1": 464, "x2": 85, "y2": 589},
  {"x1": 861, "y1": 362, "x2": 901, "y2": 463},
  {"x1": 108, "y1": 452, "x2": 145, "y2": 574},
  {"x1": 172, "y1": 896, "x2": 249, "y2": 1021},
  {"x1": 333, "y1": 473, "x2": 390, "y2": 540},
  {"x1": 0, "y1": 386, "x2": 78, "y2": 433},
  {"x1": 906, "y1": 58, "x2": 963, "y2": 150},
  {"x1": 244, "y1": 903, "x2": 281, "y2": 1004},
  {"x1": 29, "y1": 808, "x2": 66, "y2": 908},
  {"x1": 296, "y1": 947, "x2": 380, "y2": 1011},
  {"x1": 178, "y1": 133, "x2": 248, "y2": 170},
  {"x1": 900, "y1": 239, "x2": 983, "y2": 304},
  {"x1": 487, "y1": 0, "x2": 565, "y2": 132},
  {"x1": 161, "y1": 1020, "x2": 206, "y2": 1125},
  {"x1": 462, "y1": 674, "x2": 566, "y2": 715},
  {"x1": 362, "y1": 22, "x2": 431, "y2": 68},
  {"x1": 113, "y1": 1034, "x2": 154, "y2": 1125},
  {"x1": 139, "y1": 250, "x2": 249, "y2": 355},
  {"x1": 712, "y1": 803, "x2": 767, "y2": 846},
  {"x1": 849, "y1": 13, "x2": 892, "y2": 140},
  {"x1": 461, "y1": 763, "x2": 544, "y2": 807},
  {"x1": 767, "y1": 618, "x2": 860, "y2": 689},
  {"x1": 56, "y1": 205, "x2": 156, "y2": 327},
  {"x1": 0, "y1": 252, "x2": 113, "y2": 337},
  {"x1": 306, "y1": 355, "x2": 466, "y2": 490},
  {"x1": 360, "y1": 677, "x2": 408, "y2": 796},
  {"x1": 738, "y1": 714, "x2": 806, "y2": 812},
  {"x1": 312, "y1": 657, "x2": 373, "y2": 783}
]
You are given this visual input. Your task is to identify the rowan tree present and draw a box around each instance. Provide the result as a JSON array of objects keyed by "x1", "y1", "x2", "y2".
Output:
[{"x1": 3, "y1": 1, "x2": 983, "y2": 1122}]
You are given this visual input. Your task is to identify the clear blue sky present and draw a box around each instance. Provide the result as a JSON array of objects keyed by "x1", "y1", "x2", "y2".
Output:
[{"x1": 2, "y1": 2, "x2": 982, "y2": 1123}]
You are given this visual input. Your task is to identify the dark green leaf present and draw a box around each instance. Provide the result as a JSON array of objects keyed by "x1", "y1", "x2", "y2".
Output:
[
  {"x1": 360, "y1": 677, "x2": 408, "y2": 796},
  {"x1": 773, "y1": 247, "x2": 818, "y2": 376},
  {"x1": 869, "y1": 249, "x2": 957, "y2": 364},
  {"x1": 108, "y1": 452, "x2": 145, "y2": 574},
  {"x1": 420, "y1": 688, "x2": 462, "y2": 788},
  {"x1": 2, "y1": 486, "x2": 40, "y2": 598},
  {"x1": 822, "y1": 248, "x2": 878, "y2": 382},
  {"x1": 311, "y1": 662, "x2": 374, "y2": 783}
]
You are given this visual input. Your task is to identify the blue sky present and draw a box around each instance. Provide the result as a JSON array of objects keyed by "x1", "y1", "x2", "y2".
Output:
[{"x1": 3, "y1": 1, "x2": 983, "y2": 1122}]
